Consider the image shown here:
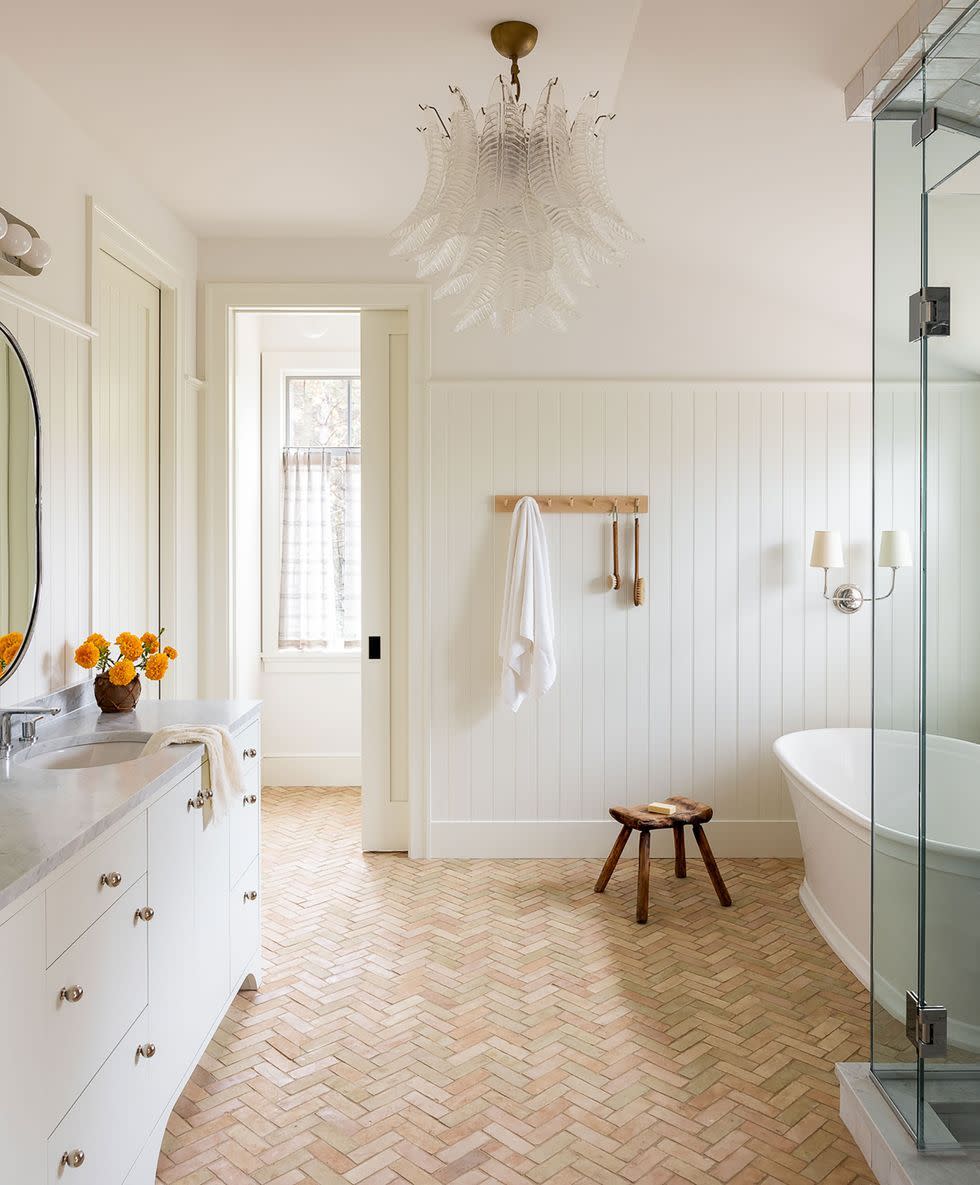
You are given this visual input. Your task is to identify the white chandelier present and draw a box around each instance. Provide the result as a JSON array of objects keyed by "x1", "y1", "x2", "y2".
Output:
[{"x1": 391, "y1": 20, "x2": 637, "y2": 333}]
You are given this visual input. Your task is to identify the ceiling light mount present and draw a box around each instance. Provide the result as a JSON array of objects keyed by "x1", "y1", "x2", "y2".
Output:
[{"x1": 490, "y1": 20, "x2": 538, "y2": 100}]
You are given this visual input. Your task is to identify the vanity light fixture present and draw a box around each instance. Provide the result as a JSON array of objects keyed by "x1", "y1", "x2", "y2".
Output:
[
  {"x1": 0, "y1": 206, "x2": 53, "y2": 277},
  {"x1": 809, "y1": 529, "x2": 912, "y2": 614}
]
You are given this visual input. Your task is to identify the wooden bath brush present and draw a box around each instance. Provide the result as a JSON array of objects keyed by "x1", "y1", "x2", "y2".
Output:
[{"x1": 633, "y1": 505, "x2": 645, "y2": 606}]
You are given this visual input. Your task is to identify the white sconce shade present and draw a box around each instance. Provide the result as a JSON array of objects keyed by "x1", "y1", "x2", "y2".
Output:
[
  {"x1": 0, "y1": 212, "x2": 7, "y2": 243},
  {"x1": 0, "y1": 222, "x2": 32, "y2": 258},
  {"x1": 810, "y1": 530, "x2": 845, "y2": 569},
  {"x1": 878, "y1": 529, "x2": 912, "y2": 569},
  {"x1": 20, "y1": 238, "x2": 52, "y2": 270}
]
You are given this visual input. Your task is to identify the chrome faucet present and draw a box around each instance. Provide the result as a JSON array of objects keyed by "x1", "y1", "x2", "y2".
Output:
[{"x1": 0, "y1": 707, "x2": 61, "y2": 759}]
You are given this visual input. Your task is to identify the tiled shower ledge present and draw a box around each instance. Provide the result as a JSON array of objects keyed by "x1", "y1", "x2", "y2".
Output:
[
  {"x1": 837, "y1": 1063, "x2": 980, "y2": 1184},
  {"x1": 845, "y1": 0, "x2": 977, "y2": 119}
]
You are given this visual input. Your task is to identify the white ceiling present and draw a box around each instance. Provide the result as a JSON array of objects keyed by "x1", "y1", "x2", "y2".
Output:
[{"x1": 19, "y1": 0, "x2": 642, "y2": 237}]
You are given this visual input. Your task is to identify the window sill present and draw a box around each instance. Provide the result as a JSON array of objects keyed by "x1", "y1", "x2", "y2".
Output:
[{"x1": 261, "y1": 651, "x2": 361, "y2": 674}]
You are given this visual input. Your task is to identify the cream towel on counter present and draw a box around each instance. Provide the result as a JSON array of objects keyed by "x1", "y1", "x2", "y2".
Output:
[
  {"x1": 141, "y1": 726, "x2": 245, "y2": 820},
  {"x1": 498, "y1": 495, "x2": 557, "y2": 712}
]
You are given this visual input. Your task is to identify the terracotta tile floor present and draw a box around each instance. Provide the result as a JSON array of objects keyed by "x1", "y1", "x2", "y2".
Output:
[{"x1": 157, "y1": 787, "x2": 875, "y2": 1185}]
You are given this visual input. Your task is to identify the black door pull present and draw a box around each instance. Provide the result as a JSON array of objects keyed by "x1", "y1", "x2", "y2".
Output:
[{"x1": 368, "y1": 636, "x2": 381, "y2": 660}]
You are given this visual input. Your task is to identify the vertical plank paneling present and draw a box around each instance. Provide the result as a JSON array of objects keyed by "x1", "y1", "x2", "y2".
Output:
[
  {"x1": 713, "y1": 393, "x2": 738, "y2": 820},
  {"x1": 469, "y1": 390, "x2": 493, "y2": 820},
  {"x1": 579, "y1": 393, "x2": 605, "y2": 819},
  {"x1": 625, "y1": 389, "x2": 650, "y2": 803},
  {"x1": 558, "y1": 389, "x2": 584, "y2": 820},
  {"x1": 491, "y1": 387, "x2": 517, "y2": 821},
  {"x1": 424, "y1": 380, "x2": 935, "y2": 845}
]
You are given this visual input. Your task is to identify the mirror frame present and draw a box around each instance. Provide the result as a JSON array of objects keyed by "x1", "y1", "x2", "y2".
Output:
[{"x1": 0, "y1": 318, "x2": 42, "y2": 688}]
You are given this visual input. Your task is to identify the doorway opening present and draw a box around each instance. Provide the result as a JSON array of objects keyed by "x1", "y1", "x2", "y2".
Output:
[{"x1": 225, "y1": 305, "x2": 412, "y2": 853}]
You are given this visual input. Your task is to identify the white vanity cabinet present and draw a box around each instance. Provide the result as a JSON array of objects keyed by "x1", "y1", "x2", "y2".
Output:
[{"x1": 0, "y1": 711, "x2": 261, "y2": 1185}]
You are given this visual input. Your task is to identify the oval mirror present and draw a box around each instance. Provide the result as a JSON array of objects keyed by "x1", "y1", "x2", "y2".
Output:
[{"x1": 0, "y1": 319, "x2": 40, "y2": 687}]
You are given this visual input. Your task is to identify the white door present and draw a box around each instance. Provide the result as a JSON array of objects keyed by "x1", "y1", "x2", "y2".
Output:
[
  {"x1": 94, "y1": 250, "x2": 161, "y2": 662},
  {"x1": 360, "y1": 311, "x2": 409, "y2": 851}
]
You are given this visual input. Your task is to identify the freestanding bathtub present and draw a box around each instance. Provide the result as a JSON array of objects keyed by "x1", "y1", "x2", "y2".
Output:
[{"x1": 774, "y1": 727, "x2": 980, "y2": 1053}]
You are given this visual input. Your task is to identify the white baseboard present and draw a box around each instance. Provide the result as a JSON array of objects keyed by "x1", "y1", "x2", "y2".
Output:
[
  {"x1": 427, "y1": 818, "x2": 801, "y2": 859},
  {"x1": 262, "y1": 753, "x2": 361, "y2": 787}
]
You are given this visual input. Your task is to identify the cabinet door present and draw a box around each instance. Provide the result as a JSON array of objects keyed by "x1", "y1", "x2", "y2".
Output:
[
  {"x1": 0, "y1": 898, "x2": 45, "y2": 1182},
  {"x1": 194, "y1": 799, "x2": 230, "y2": 1032},
  {"x1": 146, "y1": 772, "x2": 198, "y2": 1124}
]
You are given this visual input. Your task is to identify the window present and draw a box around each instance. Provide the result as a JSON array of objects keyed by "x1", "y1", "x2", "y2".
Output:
[{"x1": 277, "y1": 376, "x2": 361, "y2": 652}]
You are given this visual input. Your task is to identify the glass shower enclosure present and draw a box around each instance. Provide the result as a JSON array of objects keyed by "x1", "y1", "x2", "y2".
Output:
[{"x1": 873, "y1": 0, "x2": 980, "y2": 1151}]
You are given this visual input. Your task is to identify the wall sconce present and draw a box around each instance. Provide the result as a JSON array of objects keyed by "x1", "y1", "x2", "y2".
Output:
[
  {"x1": 809, "y1": 529, "x2": 912, "y2": 614},
  {"x1": 0, "y1": 207, "x2": 52, "y2": 277}
]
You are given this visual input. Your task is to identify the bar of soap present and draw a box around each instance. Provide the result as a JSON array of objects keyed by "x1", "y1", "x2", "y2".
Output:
[{"x1": 645, "y1": 801, "x2": 677, "y2": 816}]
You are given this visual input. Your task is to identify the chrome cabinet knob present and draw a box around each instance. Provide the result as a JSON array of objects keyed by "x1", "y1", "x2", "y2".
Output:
[
  {"x1": 137, "y1": 1042, "x2": 156, "y2": 1059},
  {"x1": 61, "y1": 1150, "x2": 85, "y2": 1168},
  {"x1": 204, "y1": 788, "x2": 214, "y2": 800},
  {"x1": 243, "y1": 890, "x2": 258, "y2": 902},
  {"x1": 135, "y1": 906, "x2": 155, "y2": 923},
  {"x1": 59, "y1": 985, "x2": 84, "y2": 1003},
  {"x1": 99, "y1": 871, "x2": 123, "y2": 888},
  {"x1": 187, "y1": 794, "x2": 204, "y2": 810},
  {"x1": 243, "y1": 747, "x2": 257, "y2": 759},
  {"x1": 243, "y1": 793, "x2": 257, "y2": 805}
]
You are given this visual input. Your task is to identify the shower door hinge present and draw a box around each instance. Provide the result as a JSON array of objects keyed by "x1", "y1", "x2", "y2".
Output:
[
  {"x1": 912, "y1": 106, "x2": 938, "y2": 146},
  {"x1": 906, "y1": 990, "x2": 948, "y2": 1058},
  {"x1": 909, "y1": 286, "x2": 950, "y2": 341}
]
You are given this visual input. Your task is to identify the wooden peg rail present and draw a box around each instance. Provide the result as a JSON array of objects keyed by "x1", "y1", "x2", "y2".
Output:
[{"x1": 494, "y1": 495, "x2": 649, "y2": 514}]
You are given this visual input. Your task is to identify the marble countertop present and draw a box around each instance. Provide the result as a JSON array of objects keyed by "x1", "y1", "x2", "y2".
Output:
[{"x1": 0, "y1": 699, "x2": 261, "y2": 914}]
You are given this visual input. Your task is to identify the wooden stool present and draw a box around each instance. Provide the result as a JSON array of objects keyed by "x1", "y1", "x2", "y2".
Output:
[{"x1": 594, "y1": 798, "x2": 732, "y2": 923}]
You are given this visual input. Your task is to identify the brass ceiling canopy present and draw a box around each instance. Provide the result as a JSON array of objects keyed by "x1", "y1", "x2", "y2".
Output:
[{"x1": 490, "y1": 20, "x2": 539, "y2": 100}]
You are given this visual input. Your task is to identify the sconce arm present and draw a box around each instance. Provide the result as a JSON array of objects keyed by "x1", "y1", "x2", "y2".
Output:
[{"x1": 871, "y1": 567, "x2": 898, "y2": 602}]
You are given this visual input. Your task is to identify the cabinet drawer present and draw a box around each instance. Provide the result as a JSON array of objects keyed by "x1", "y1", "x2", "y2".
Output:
[
  {"x1": 230, "y1": 763, "x2": 260, "y2": 886},
  {"x1": 230, "y1": 857, "x2": 261, "y2": 987},
  {"x1": 47, "y1": 1009, "x2": 149, "y2": 1185},
  {"x1": 236, "y1": 719, "x2": 261, "y2": 774},
  {"x1": 45, "y1": 878, "x2": 148, "y2": 1132},
  {"x1": 46, "y1": 814, "x2": 147, "y2": 965}
]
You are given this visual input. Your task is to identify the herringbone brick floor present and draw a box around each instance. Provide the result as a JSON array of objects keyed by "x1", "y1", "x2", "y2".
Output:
[{"x1": 156, "y1": 787, "x2": 874, "y2": 1185}]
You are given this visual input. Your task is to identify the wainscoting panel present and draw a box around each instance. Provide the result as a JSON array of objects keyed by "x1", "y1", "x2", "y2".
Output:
[
  {"x1": 428, "y1": 382, "x2": 875, "y2": 857},
  {"x1": 0, "y1": 294, "x2": 91, "y2": 707}
]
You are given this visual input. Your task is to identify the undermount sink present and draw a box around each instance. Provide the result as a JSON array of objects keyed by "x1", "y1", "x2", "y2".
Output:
[{"x1": 17, "y1": 736, "x2": 152, "y2": 771}]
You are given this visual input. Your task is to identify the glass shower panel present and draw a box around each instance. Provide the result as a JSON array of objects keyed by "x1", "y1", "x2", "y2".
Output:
[
  {"x1": 870, "y1": 79, "x2": 926, "y2": 1142},
  {"x1": 919, "y1": 19, "x2": 980, "y2": 1148}
]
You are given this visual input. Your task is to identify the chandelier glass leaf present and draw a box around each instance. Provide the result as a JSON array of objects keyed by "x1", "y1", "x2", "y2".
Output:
[{"x1": 392, "y1": 26, "x2": 638, "y2": 334}]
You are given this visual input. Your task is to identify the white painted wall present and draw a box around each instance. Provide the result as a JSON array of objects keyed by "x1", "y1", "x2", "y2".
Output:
[
  {"x1": 0, "y1": 50, "x2": 198, "y2": 704},
  {"x1": 428, "y1": 381, "x2": 874, "y2": 857},
  {"x1": 234, "y1": 313, "x2": 362, "y2": 785}
]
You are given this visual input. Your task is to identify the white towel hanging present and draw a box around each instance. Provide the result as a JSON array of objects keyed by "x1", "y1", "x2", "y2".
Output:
[{"x1": 498, "y1": 495, "x2": 557, "y2": 712}]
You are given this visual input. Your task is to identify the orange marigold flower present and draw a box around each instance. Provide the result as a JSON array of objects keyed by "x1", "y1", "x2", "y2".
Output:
[
  {"x1": 163, "y1": 646, "x2": 178, "y2": 660},
  {"x1": 0, "y1": 632, "x2": 23, "y2": 667},
  {"x1": 86, "y1": 632, "x2": 109, "y2": 652},
  {"x1": 141, "y1": 632, "x2": 159, "y2": 654},
  {"x1": 144, "y1": 652, "x2": 169, "y2": 681},
  {"x1": 74, "y1": 641, "x2": 100, "y2": 669},
  {"x1": 109, "y1": 658, "x2": 136, "y2": 686},
  {"x1": 116, "y1": 632, "x2": 142, "y2": 661}
]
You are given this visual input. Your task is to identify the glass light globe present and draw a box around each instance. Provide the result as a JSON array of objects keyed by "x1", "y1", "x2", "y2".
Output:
[
  {"x1": 21, "y1": 237, "x2": 52, "y2": 270},
  {"x1": 0, "y1": 223, "x2": 33, "y2": 258},
  {"x1": 0, "y1": 212, "x2": 7, "y2": 243}
]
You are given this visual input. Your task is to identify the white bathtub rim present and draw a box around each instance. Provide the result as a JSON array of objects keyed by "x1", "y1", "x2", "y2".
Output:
[
  {"x1": 774, "y1": 728, "x2": 980, "y2": 865},
  {"x1": 799, "y1": 877, "x2": 871, "y2": 991}
]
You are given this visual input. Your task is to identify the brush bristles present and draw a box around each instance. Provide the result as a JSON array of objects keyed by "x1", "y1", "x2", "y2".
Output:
[{"x1": 633, "y1": 577, "x2": 645, "y2": 606}]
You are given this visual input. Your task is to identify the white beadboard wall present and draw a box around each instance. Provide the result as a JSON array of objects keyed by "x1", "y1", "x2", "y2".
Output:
[
  {"x1": 0, "y1": 295, "x2": 92, "y2": 708},
  {"x1": 428, "y1": 381, "x2": 875, "y2": 858}
]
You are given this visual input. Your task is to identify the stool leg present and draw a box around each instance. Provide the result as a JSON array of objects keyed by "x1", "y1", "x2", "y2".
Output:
[
  {"x1": 594, "y1": 824, "x2": 631, "y2": 893},
  {"x1": 673, "y1": 826, "x2": 686, "y2": 878},
  {"x1": 692, "y1": 823, "x2": 732, "y2": 907},
  {"x1": 636, "y1": 830, "x2": 651, "y2": 924}
]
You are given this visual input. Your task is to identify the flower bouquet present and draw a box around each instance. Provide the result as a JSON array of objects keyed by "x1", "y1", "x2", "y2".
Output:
[{"x1": 74, "y1": 630, "x2": 179, "y2": 713}]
